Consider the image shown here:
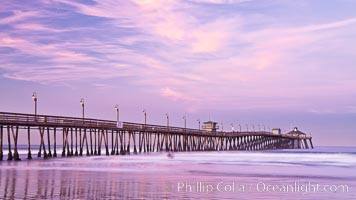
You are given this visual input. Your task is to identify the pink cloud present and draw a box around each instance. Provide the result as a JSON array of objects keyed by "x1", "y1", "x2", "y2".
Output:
[
  {"x1": 0, "y1": 10, "x2": 40, "y2": 25},
  {"x1": 160, "y1": 87, "x2": 197, "y2": 102}
]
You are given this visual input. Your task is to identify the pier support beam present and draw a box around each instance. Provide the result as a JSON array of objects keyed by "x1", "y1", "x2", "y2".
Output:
[
  {"x1": 90, "y1": 129, "x2": 93, "y2": 155},
  {"x1": 111, "y1": 130, "x2": 115, "y2": 155},
  {"x1": 83, "y1": 129, "x2": 89, "y2": 156},
  {"x1": 309, "y1": 139, "x2": 314, "y2": 149},
  {"x1": 79, "y1": 129, "x2": 83, "y2": 156},
  {"x1": 27, "y1": 126, "x2": 32, "y2": 160},
  {"x1": 122, "y1": 131, "x2": 126, "y2": 154},
  {"x1": 94, "y1": 129, "x2": 97, "y2": 155},
  {"x1": 47, "y1": 127, "x2": 52, "y2": 157},
  {"x1": 126, "y1": 131, "x2": 131, "y2": 154},
  {"x1": 75, "y1": 128, "x2": 78, "y2": 156},
  {"x1": 133, "y1": 132, "x2": 137, "y2": 154},
  {"x1": 12, "y1": 126, "x2": 21, "y2": 160},
  {"x1": 98, "y1": 129, "x2": 102, "y2": 155},
  {"x1": 105, "y1": 130, "x2": 109, "y2": 156},
  {"x1": 70, "y1": 128, "x2": 73, "y2": 156},
  {"x1": 53, "y1": 128, "x2": 57, "y2": 157},
  {"x1": 7, "y1": 126, "x2": 12, "y2": 160},
  {"x1": 0, "y1": 125, "x2": 3, "y2": 161},
  {"x1": 62, "y1": 128, "x2": 69, "y2": 157},
  {"x1": 115, "y1": 130, "x2": 119, "y2": 155},
  {"x1": 303, "y1": 139, "x2": 309, "y2": 149},
  {"x1": 38, "y1": 127, "x2": 48, "y2": 159},
  {"x1": 156, "y1": 133, "x2": 160, "y2": 152}
]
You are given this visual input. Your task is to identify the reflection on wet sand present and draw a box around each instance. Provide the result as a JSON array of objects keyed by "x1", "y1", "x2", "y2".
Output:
[{"x1": 0, "y1": 168, "x2": 174, "y2": 199}]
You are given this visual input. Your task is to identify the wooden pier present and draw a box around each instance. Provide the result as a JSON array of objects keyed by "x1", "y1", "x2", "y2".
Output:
[{"x1": 0, "y1": 112, "x2": 313, "y2": 161}]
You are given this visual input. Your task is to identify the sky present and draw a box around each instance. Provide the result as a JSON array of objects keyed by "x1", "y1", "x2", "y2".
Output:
[{"x1": 0, "y1": 0, "x2": 356, "y2": 146}]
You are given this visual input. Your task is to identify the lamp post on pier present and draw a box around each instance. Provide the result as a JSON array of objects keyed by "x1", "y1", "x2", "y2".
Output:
[
  {"x1": 165, "y1": 113, "x2": 169, "y2": 131},
  {"x1": 112, "y1": 104, "x2": 120, "y2": 155},
  {"x1": 197, "y1": 119, "x2": 201, "y2": 131},
  {"x1": 246, "y1": 124, "x2": 248, "y2": 132},
  {"x1": 143, "y1": 109, "x2": 147, "y2": 128},
  {"x1": 32, "y1": 92, "x2": 37, "y2": 121},
  {"x1": 80, "y1": 98, "x2": 85, "y2": 123},
  {"x1": 183, "y1": 116, "x2": 186, "y2": 131},
  {"x1": 238, "y1": 124, "x2": 241, "y2": 132},
  {"x1": 28, "y1": 92, "x2": 37, "y2": 160},
  {"x1": 115, "y1": 104, "x2": 119, "y2": 122}
]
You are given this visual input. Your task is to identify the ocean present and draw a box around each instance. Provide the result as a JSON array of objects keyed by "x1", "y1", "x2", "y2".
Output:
[{"x1": 0, "y1": 146, "x2": 355, "y2": 199}]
